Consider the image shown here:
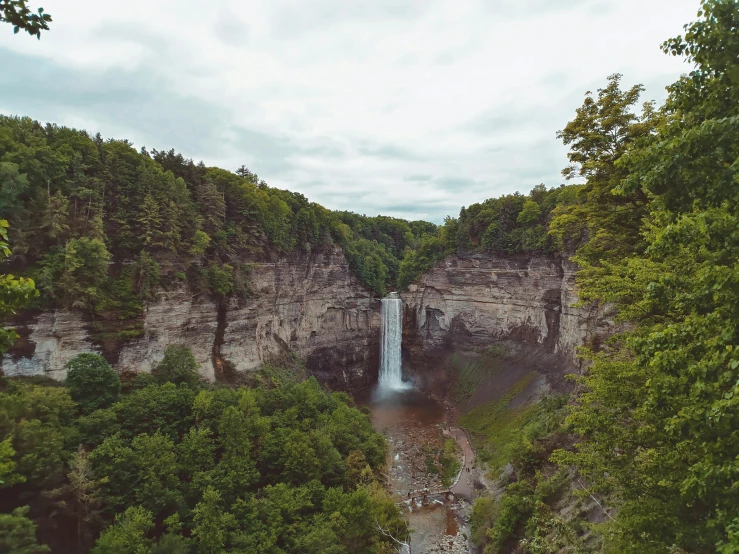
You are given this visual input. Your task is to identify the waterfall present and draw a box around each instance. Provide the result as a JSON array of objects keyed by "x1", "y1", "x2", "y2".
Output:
[{"x1": 378, "y1": 292, "x2": 409, "y2": 392}]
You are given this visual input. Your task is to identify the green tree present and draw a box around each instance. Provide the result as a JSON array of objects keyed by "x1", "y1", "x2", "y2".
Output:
[
  {"x1": 0, "y1": 436, "x2": 24, "y2": 487},
  {"x1": 0, "y1": 220, "x2": 37, "y2": 352},
  {"x1": 554, "y1": 2, "x2": 739, "y2": 552},
  {"x1": 0, "y1": 382, "x2": 75, "y2": 489},
  {"x1": 44, "y1": 190, "x2": 70, "y2": 244},
  {"x1": 130, "y1": 432, "x2": 183, "y2": 518},
  {"x1": 134, "y1": 251, "x2": 160, "y2": 302},
  {"x1": 551, "y1": 73, "x2": 658, "y2": 264},
  {"x1": 64, "y1": 353, "x2": 121, "y2": 413},
  {"x1": 90, "y1": 506, "x2": 153, "y2": 554},
  {"x1": 0, "y1": 506, "x2": 50, "y2": 553},
  {"x1": 46, "y1": 447, "x2": 105, "y2": 551},
  {"x1": 189, "y1": 230, "x2": 210, "y2": 257},
  {"x1": 0, "y1": 0, "x2": 51, "y2": 39},
  {"x1": 0, "y1": 162, "x2": 29, "y2": 220},
  {"x1": 57, "y1": 237, "x2": 111, "y2": 310},
  {"x1": 192, "y1": 487, "x2": 234, "y2": 554},
  {"x1": 207, "y1": 264, "x2": 234, "y2": 298},
  {"x1": 516, "y1": 199, "x2": 542, "y2": 225},
  {"x1": 152, "y1": 345, "x2": 200, "y2": 386},
  {"x1": 292, "y1": 206, "x2": 320, "y2": 252},
  {"x1": 137, "y1": 194, "x2": 162, "y2": 248}
]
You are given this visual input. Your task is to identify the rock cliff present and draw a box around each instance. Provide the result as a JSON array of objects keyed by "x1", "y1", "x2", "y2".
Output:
[
  {"x1": 1, "y1": 248, "x2": 381, "y2": 390},
  {"x1": 400, "y1": 253, "x2": 606, "y2": 384},
  {"x1": 2, "y1": 250, "x2": 606, "y2": 391}
]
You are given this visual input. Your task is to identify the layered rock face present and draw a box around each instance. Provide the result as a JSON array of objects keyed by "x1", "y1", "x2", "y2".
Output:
[
  {"x1": 2, "y1": 249, "x2": 604, "y2": 391},
  {"x1": 401, "y1": 253, "x2": 605, "y2": 378},
  {"x1": 1, "y1": 248, "x2": 381, "y2": 390}
]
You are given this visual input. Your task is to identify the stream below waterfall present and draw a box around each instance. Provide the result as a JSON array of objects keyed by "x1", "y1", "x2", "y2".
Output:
[
  {"x1": 365, "y1": 294, "x2": 472, "y2": 552},
  {"x1": 356, "y1": 388, "x2": 473, "y2": 553}
]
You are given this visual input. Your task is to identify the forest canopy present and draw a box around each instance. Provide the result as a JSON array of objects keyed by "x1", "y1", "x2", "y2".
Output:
[{"x1": 0, "y1": 359, "x2": 408, "y2": 553}]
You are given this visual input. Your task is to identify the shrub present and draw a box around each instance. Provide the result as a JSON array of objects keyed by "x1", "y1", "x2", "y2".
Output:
[
  {"x1": 152, "y1": 345, "x2": 200, "y2": 386},
  {"x1": 64, "y1": 353, "x2": 121, "y2": 413}
]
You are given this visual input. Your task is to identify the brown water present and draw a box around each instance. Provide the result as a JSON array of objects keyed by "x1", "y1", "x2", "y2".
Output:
[{"x1": 357, "y1": 387, "x2": 470, "y2": 553}]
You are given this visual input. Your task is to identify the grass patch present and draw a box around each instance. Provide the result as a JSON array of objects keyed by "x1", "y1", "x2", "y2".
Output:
[
  {"x1": 440, "y1": 438, "x2": 462, "y2": 487},
  {"x1": 452, "y1": 346, "x2": 507, "y2": 402},
  {"x1": 466, "y1": 393, "x2": 579, "y2": 553},
  {"x1": 460, "y1": 371, "x2": 537, "y2": 471}
]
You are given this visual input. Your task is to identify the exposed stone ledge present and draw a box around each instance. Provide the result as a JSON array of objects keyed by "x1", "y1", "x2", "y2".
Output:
[{"x1": 1, "y1": 247, "x2": 381, "y2": 391}]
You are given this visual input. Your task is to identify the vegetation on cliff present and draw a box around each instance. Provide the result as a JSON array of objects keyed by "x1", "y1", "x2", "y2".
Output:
[
  {"x1": 0, "y1": 112, "x2": 438, "y2": 357},
  {"x1": 466, "y1": 1, "x2": 739, "y2": 552},
  {"x1": 0, "y1": 353, "x2": 408, "y2": 553},
  {"x1": 2, "y1": 0, "x2": 738, "y2": 552}
]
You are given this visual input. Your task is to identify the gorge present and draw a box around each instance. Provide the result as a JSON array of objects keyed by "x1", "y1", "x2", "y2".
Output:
[
  {"x1": 1, "y1": 250, "x2": 601, "y2": 392},
  {"x1": 5, "y1": 7, "x2": 736, "y2": 547}
]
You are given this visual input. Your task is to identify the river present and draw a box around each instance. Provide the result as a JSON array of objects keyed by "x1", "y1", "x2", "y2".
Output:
[{"x1": 357, "y1": 387, "x2": 473, "y2": 553}]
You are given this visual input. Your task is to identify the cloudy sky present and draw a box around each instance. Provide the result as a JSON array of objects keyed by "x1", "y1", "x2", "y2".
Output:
[{"x1": 0, "y1": 0, "x2": 700, "y2": 223}]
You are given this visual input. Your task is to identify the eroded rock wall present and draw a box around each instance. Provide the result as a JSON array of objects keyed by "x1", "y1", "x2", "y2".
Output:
[
  {"x1": 1, "y1": 248, "x2": 381, "y2": 390},
  {"x1": 401, "y1": 253, "x2": 605, "y2": 378}
]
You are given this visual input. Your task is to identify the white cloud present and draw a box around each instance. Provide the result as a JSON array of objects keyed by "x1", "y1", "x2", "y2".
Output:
[{"x1": 0, "y1": 0, "x2": 700, "y2": 222}]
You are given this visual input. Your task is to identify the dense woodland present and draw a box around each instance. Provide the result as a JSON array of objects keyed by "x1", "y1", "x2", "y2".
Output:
[
  {"x1": 0, "y1": 350, "x2": 408, "y2": 553},
  {"x1": 468, "y1": 2, "x2": 739, "y2": 553},
  {"x1": 1, "y1": 0, "x2": 739, "y2": 552}
]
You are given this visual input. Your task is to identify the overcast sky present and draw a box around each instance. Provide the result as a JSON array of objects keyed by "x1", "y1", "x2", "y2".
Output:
[{"x1": 0, "y1": 0, "x2": 700, "y2": 223}]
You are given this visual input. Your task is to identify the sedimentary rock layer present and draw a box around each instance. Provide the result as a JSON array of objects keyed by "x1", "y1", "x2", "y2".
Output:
[
  {"x1": 1, "y1": 248, "x2": 381, "y2": 390},
  {"x1": 401, "y1": 253, "x2": 606, "y2": 375}
]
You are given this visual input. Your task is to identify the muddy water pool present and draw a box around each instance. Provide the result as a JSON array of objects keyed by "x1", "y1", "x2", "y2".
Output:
[{"x1": 356, "y1": 388, "x2": 472, "y2": 553}]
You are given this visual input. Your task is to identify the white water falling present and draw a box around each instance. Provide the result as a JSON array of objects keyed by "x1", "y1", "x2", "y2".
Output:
[{"x1": 378, "y1": 292, "x2": 410, "y2": 392}]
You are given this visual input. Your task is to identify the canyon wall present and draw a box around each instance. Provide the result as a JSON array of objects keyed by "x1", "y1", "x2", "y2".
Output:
[
  {"x1": 1, "y1": 249, "x2": 605, "y2": 390},
  {"x1": 1, "y1": 248, "x2": 381, "y2": 390},
  {"x1": 401, "y1": 253, "x2": 607, "y2": 381}
]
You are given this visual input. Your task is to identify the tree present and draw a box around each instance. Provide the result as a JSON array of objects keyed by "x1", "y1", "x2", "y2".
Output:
[
  {"x1": 553, "y1": 2, "x2": 739, "y2": 552},
  {"x1": 516, "y1": 199, "x2": 542, "y2": 225},
  {"x1": 130, "y1": 432, "x2": 183, "y2": 518},
  {"x1": 133, "y1": 251, "x2": 160, "y2": 302},
  {"x1": 0, "y1": 220, "x2": 37, "y2": 352},
  {"x1": 207, "y1": 264, "x2": 233, "y2": 298},
  {"x1": 192, "y1": 487, "x2": 234, "y2": 554},
  {"x1": 0, "y1": 506, "x2": 50, "y2": 553},
  {"x1": 46, "y1": 447, "x2": 105, "y2": 551},
  {"x1": 551, "y1": 73, "x2": 659, "y2": 264},
  {"x1": 189, "y1": 230, "x2": 210, "y2": 257},
  {"x1": 44, "y1": 190, "x2": 71, "y2": 244},
  {"x1": 0, "y1": 162, "x2": 29, "y2": 220},
  {"x1": 0, "y1": 436, "x2": 24, "y2": 487},
  {"x1": 57, "y1": 237, "x2": 111, "y2": 310},
  {"x1": 137, "y1": 195, "x2": 162, "y2": 248},
  {"x1": 152, "y1": 345, "x2": 200, "y2": 386},
  {"x1": 0, "y1": 0, "x2": 51, "y2": 39},
  {"x1": 64, "y1": 353, "x2": 121, "y2": 414},
  {"x1": 90, "y1": 506, "x2": 153, "y2": 554}
]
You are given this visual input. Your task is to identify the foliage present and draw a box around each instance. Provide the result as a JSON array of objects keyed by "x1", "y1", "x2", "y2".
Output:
[
  {"x1": 468, "y1": 394, "x2": 575, "y2": 553},
  {"x1": 0, "y1": 436, "x2": 24, "y2": 487},
  {"x1": 460, "y1": 372, "x2": 539, "y2": 471},
  {"x1": 151, "y1": 345, "x2": 200, "y2": 387},
  {"x1": 0, "y1": 506, "x2": 50, "y2": 553},
  {"x1": 0, "y1": 220, "x2": 38, "y2": 352},
  {"x1": 0, "y1": 116, "x2": 440, "y2": 311},
  {"x1": 549, "y1": 2, "x2": 739, "y2": 552},
  {"x1": 64, "y1": 354, "x2": 121, "y2": 414},
  {"x1": 0, "y1": 354, "x2": 407, "y2": 553},
  {"x1": 0, "y1": 0, "x2": 51, "y2": 39},
  {"x1": 439, "y1": 439, "x2": 461, "y2": 488},
  {"x1": 551, "y1": 74, "x2": 658, "y2": 265}
]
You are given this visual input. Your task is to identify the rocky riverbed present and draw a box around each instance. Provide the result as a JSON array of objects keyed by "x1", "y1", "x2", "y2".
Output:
[{"x1": 358, "y1": 388, "x2": 473, "y2": 553}]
